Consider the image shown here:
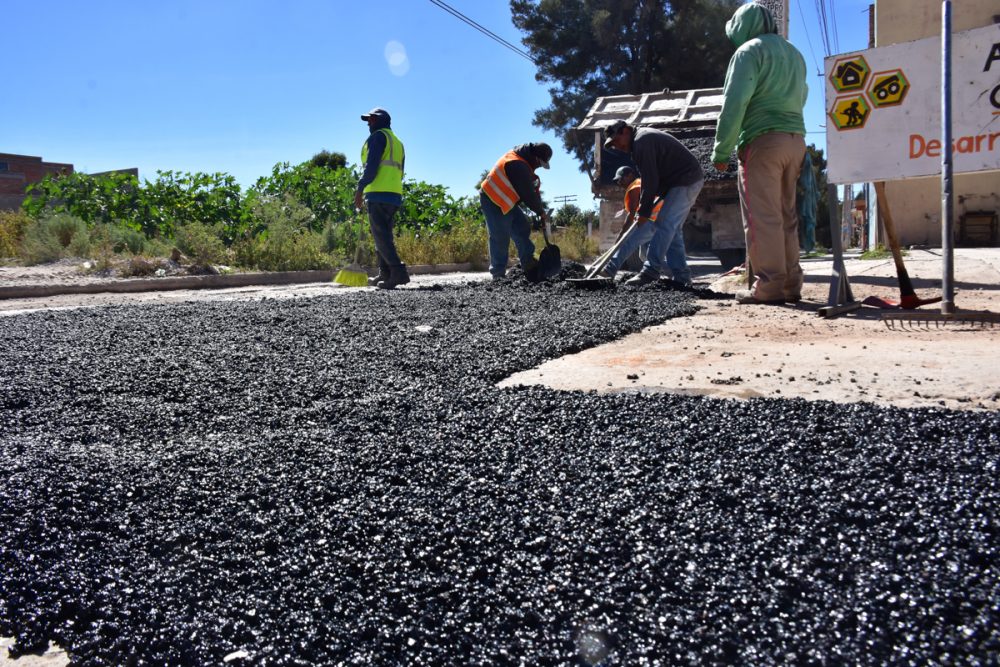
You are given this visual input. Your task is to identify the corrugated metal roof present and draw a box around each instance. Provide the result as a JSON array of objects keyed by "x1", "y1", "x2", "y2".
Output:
[{"x1": 575, "y1": 88, "x2": 725, "y2": 133}]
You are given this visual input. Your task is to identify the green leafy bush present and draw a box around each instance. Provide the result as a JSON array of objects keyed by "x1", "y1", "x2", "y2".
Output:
[
  {"x1": 22, "y1": 170, "x2": 252, "y2": 242},
  {"x1": 530, "y1": 225, "x2": 598, "y2": 262},
  {"x1": 234, "y1": 195, "x2": 334, "y2": 271},
  {"x1": 175, "y1": 222, "x2": 230, "y2": 265},
  {"x1": 20, "y1": 214, "x2": 90, "y2": 264},
  {"x1": 0, "y1": 211, "x2": 31, "y2": 258},
  {"x1": 252, "y1": 163, "x2": 358, "y2": 231},
  {"x1": 395, "y1": 217, "x2": 488, "y2": 266},
  {"x1": 110, "y1": 225, "x2": 147, "y2": 254}
]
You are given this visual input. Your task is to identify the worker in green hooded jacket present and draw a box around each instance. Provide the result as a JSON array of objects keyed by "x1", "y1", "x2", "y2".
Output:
[{"x1": 712, "y1": 3, "x2": 808, "y2": 305}]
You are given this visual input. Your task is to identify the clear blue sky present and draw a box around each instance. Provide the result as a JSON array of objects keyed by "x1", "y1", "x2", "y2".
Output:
[{"x1": 6, "y1": 1, "x2": 870, "y2": 211}]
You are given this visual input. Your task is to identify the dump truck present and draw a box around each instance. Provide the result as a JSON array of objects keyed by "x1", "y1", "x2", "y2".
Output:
[{"x1": 575, "y1": 87, "x2": 745, "y2": 270}]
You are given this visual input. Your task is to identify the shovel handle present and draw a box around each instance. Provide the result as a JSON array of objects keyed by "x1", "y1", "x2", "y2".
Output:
[
  {"x1": 585, "y1": 197, "x2": 662, "y2": 279},
  {"x1": 585, "y1": 221, "x2": 641, "y2": 279}
]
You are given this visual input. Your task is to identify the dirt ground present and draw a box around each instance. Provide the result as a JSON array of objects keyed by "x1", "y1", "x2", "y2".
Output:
[{"x1": 502, "y1": 248, "x2": 1000, "y2": 411}]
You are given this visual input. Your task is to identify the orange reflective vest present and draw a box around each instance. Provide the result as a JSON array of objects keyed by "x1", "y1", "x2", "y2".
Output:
[
  {"x1": 625, "y1": 178, "x2": 664, "y2": 219},
  {"x1": 481, "y1": 150, "x2": 534, "y2": 214}
]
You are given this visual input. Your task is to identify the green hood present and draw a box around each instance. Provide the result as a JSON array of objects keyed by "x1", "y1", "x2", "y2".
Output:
[{"x1": 725, "y1": 3, "x2": 777, "y2": 48}]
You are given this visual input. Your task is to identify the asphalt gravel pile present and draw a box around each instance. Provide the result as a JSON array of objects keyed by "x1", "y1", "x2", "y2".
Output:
[
  {"x1": 1, "y1": 280, "x2": 998, "y2": 666},
  {"x1": 673, "y1": 130, "x2": 737, "y2": 182}
]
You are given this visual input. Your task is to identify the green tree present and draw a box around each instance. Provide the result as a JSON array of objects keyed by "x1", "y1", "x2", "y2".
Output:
[
  {"x1": 310, "y1": 150, "x2": 348, "y2": 170},
  {"x1": 510, "y1": 0, "x2": 741, "y2": 169},
  {"x1": 553, "y1": 203, "x2": 599, "y2": 229}
]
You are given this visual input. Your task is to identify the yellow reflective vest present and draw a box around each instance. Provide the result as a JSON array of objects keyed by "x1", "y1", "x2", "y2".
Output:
[{"x1": 360, "y1": 128, "x2": 405, "y2": 195}]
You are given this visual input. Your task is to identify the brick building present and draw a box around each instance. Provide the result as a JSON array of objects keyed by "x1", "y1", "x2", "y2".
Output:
[{"x1": 0, "y1": 153, "x2": 74, "y2": 212}]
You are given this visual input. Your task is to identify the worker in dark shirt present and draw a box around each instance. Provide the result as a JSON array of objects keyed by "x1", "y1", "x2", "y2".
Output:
[
  {"x1": 479, "y1": 143, "x2": 552, "y2": 279},
  {"x1": 601, "y1": 120, "x2": 704, "y2": 286},
  {"x1": 354, "y1": 107, "x2": 408, "y2": 289}
]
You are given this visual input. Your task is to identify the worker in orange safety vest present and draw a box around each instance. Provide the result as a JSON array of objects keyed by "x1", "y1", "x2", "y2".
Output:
[{"x1": 479, "y1": 143, "x2": 552, "y2": 279}]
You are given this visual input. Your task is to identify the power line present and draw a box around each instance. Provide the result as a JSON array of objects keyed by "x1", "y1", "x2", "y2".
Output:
[
  {"x1": 795, "y1": 0, "x2": 824, "y2": 76},
  {"x1": 828, "y1": 0, "x2": 841, "y2": 54},
  {"x1": 426, "y1": 0, "x2": 536, "y2": 64},
  {"x1": 814, "y1": 0, "x2": 832, "y2": 56}
]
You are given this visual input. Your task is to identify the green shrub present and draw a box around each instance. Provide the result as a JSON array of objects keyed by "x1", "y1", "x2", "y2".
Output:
[
  {"x1": 235, "y1": 195, "x2": 334, "y2": 271},
  {"x1": 0, "y1": 211, "x2": 32, "y2": 258},
  {"x1": 860, "y1": 244, "x2": 903, "y2": 260},
  {"x1": 529, "y1": 225, "x2": 598, "y2": 262},
  {"x1": 20, "y1": 214, "x2": 89, "y2": 264},
  {"x1": 175, "y1": 222, "x2": 229, "y2": 265},
  {"x1": 235, "y1": 225, "x2": 334, "y2": 271},
  {"x1": 395, "y1": 217, "x2": 489, "y2": 266},
  {"x1": 111, "y1": 225, "x2": 147, "y2": 254},
  {"x1": 120, "y1": 256, "x2": 159, "y2": 277},
  {"x1": 87, "y1": 225, "x2": 117, "y2": 272}
]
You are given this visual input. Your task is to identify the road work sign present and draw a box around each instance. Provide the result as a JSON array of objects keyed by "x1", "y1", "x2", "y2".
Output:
[{"x1": 826, "y1": 23, "x2": 1000, "y2": 184}]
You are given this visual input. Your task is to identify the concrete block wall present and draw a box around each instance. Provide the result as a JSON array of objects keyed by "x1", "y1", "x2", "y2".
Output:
[{"x1": 0, "y1": 153, "x2": 74, "y2": 211}]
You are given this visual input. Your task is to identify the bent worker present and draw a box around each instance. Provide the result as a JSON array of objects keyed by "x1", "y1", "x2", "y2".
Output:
[
  {"x1": 479, "y1": 143, "x2": 552, "y2": 280},
  {"x1": 355, "y1": 107, "x2": 409, "y2": 290},
  {"x1": 712, "y1": 3, "x2": 808, "y2": 304},
  {"x1": 602, "y1": 120, "x2": 703, "y2": 286}
]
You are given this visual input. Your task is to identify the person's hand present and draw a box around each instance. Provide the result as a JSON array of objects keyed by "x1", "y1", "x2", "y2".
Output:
[
  {"x1": 354, "y1": 191, "x2": 364, "y2": 211},
  {"x1": 714, "y1": 162, "x2": 729, "y2": 172},
  {"x1": 636, "y1": 216, "x2": 653, "y2": 225}
]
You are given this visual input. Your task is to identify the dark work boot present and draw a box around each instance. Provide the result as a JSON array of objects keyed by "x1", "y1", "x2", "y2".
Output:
[
  {"x1": 369, "y1": 256, "x2": 390, "y2": 287},
  {"x1": 377, "y1": 264, "x2": 411, "y2": 290}
]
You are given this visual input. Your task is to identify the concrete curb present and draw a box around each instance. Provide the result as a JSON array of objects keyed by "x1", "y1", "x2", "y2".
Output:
[{"x1": 0, "y1": 263, "x2": 478, "y2": 300}]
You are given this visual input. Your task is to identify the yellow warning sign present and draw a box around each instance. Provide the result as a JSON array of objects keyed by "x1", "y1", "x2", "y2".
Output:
[
  {"x1": 829, "y1": 95, "x2": 871, "y2": 131},
  {"x1": 867, "y1": 70, "x2": 909, "y2": 107}
]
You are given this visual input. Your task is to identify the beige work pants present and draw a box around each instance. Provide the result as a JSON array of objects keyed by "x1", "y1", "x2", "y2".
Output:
[{"x1": 738, "y1": 132, "x2": 807, "y2": 301}]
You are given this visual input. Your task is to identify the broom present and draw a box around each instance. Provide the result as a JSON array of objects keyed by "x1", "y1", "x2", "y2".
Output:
[{"x1": 334, "y1": 219, "x2": 370, "y2": 287}]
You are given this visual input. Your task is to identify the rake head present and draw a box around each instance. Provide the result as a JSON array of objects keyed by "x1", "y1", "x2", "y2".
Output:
[{"x1": 881, "y1": 309, "x2": 1000, "y2": 330}]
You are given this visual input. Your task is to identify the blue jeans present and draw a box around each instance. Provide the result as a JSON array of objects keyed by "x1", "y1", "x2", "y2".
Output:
[
  {"x1": 480, "y1": 192, "x2": 535, "y2": 278},
  {"x1": 606, "y1": 179, "x2": 703, "y2": 284},
  {"x1": 366, "y1": 201, "x2": 404, "y2": 270}
]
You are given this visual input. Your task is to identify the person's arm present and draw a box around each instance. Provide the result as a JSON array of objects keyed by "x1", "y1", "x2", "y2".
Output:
[
  {"x1": 507, "y1": 160, "x2": 546, "y2": 218},
  {"x1": 712, "y1": 50, "x2": 757, "y2": 166}
]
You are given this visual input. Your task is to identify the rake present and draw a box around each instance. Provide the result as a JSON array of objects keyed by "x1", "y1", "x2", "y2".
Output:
[{"x1": 863, "y1": 182, "x2": 942, "y2": 311}]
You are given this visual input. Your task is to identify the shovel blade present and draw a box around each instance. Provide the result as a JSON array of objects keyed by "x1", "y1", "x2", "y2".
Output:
[{"x1": 537, "y1": 244, "x2": 561, "y2": 280}]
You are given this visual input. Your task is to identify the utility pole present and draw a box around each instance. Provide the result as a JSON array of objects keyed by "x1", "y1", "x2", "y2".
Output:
[{"x1": 553, "y1": 195, "x2": 577, "y2": 207}]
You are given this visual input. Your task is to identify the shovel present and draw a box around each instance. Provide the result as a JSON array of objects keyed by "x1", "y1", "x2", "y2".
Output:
[{"x1": 526, "y1": 219, "x2": 561, "y2": 283}]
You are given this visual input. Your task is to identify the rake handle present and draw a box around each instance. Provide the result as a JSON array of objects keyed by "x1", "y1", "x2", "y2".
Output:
[{"x1": 874, "y1": 181, "x2": 916, "y2": 297}]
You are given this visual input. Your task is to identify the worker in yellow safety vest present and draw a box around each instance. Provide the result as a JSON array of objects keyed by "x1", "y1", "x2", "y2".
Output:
[
  {"x1": 479, "y1": 143, "x2": 552, "y2": 280},
  {"x1": 354, "y1": 107, "x2": 408, "y2": 289}
]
